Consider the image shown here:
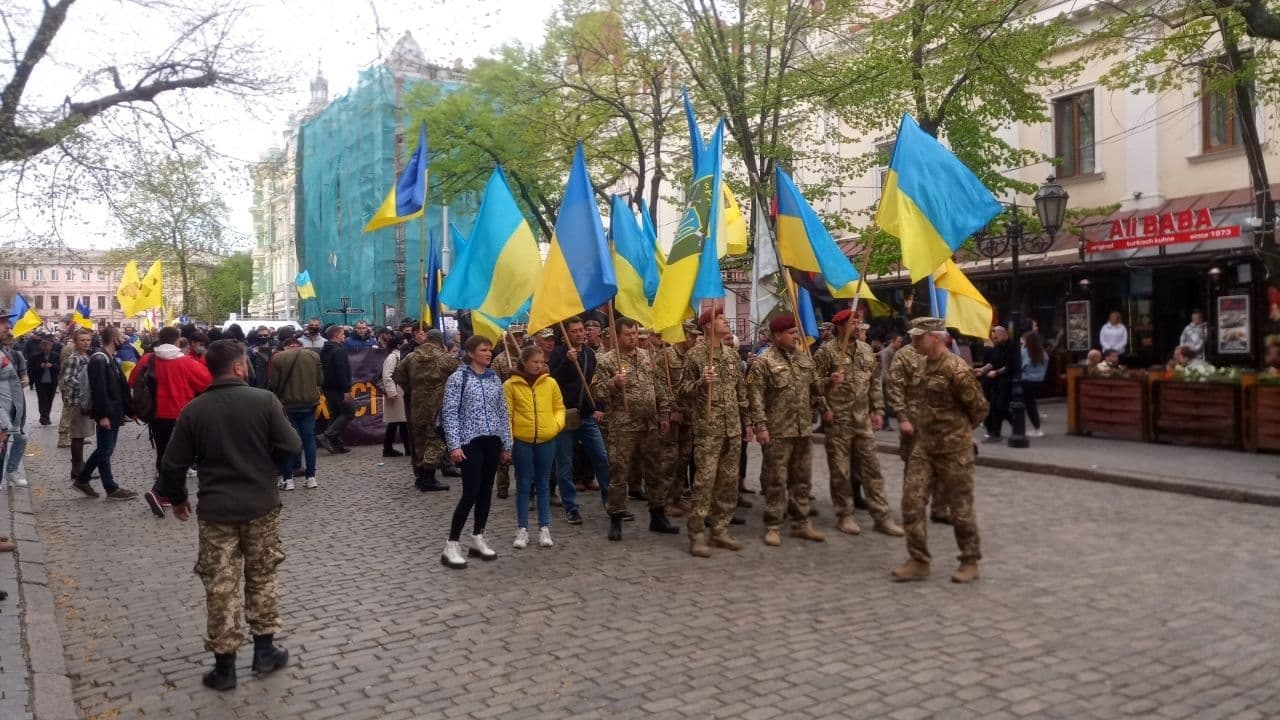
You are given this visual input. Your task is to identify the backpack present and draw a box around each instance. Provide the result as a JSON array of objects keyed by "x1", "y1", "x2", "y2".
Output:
[
  {"x1": 77, "y1": 352, "x2": 109, "y2": 412},
  {"x1": 131, "y1": 354, "x2": 161, "y2": 423}
]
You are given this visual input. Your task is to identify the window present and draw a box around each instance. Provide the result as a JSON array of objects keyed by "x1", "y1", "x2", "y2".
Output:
[
  {"x1": 111, "y1": 297, "x2": 120, "y2": 310},
  {"x1": 35, "y1": 268, "x2": 44, "y2": 280},
  {"x1": 97, "y1": 295, "x2": 106, "y2": 310},
  {"x1": 33, "y1": 295, "x2": 43, "y2": 310},
  {"x1": 67, "y1": 295, "x2": 75, "y2": 309},
  {"x1": 82, "y1": 270, "x2": 90, "y2": 281},
  {"x1": 65, "y1": 268, "x2": 75, "y2": 281},
  {"x1": 97, "y1": 271, "x2": 106, "y2": 281},
  {"x1": 1053, "y1": 91, "x2": 1095, "y2": 178},
  {"x1": 50, "y1": 269, "x2": 58, "y2": 281},
  {"x1": 82, "y1": 295, "x2": 90, "y2": 307},
  {"x1": 0, "y1": 269, "x2": 8, "y2": 281},
  {"x1": 19, "y1": 269, "x2": 27, "y2": 281},
  {"x1": 1201, "y1": 59, "x2": 1255, "y2": 153},
  {"x1": 874, "y1": 139, "x2": 896, "y2": 200},
  {"x1": 50, "y1": 295, "x2": 59, "y2": 310},
  {"x1": 114, "y1": 270, "x2": 123, "y2": 281}
]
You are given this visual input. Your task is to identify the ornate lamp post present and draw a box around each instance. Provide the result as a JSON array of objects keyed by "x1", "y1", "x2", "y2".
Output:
[{"x1": 974, "y1": 175, "x2": 1069, "y2": 448}]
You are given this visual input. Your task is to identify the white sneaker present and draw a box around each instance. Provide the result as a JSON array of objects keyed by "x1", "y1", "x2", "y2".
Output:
[
  {"x1": 539, "y1": 527, "x2": 554, "y2": 547},
  {"x1": 469, "y1": 533, "x2": 497, "y2": 560},
  {"x1": 1029, "y1": 429, "x2": 1045, "y2": 438},
  {"x1": 440, "y1": 541, "x2": 467, "y2": 569},
  {"x1": 305, "y1": 476, "x2": 318, "y2": 489},
  {"x1": 283, "y1": 478, "x2": 295, "y2": 491},
  {"x1": 513, "y1": 528, "x2": 529, "y2": 549},
  {"x1": 7, "y1": 464, "x2": 28, "y2": 487},
  {"x1": 277, "y1": 476, "x2": 286, "y2": 490}
]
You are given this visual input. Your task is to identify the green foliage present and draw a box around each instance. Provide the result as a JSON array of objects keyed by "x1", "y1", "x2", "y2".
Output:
[{"x1": 200, "y1": 254, "x2": 254, "y2": 322}]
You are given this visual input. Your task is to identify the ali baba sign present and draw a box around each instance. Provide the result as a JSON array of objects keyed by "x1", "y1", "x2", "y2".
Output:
[{"x1": 1088, "y1": 208, "x2": 1240, "y2": 253}]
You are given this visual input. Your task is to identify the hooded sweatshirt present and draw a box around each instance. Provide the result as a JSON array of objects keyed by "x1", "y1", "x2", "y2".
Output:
[{"x1": 129, "y1": 344, "x2": 213, "y2": 420}]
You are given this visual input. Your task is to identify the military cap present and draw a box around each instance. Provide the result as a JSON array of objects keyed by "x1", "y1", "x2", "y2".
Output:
[
  {"x1": 769, "y1": 315, "x2": 797, "y2": 332},
  {"x1": 584, "y1": 318, "x2": 602, "y2": 329},
  {"x1": 908, "y1": 317, "x2": 947, "y2": 336},
  {"x1": 637, "y1": 327, "x2": 651, "y2": 337},
  {"x1": 819, "y1": 321, "x2": 834, "y2": 332},
  {"x1": 509, "y1": 323, "x2": 527, "y2": 335},
  {"x1": 682, "y1": 319, "x2": 703, "y2": 336},
  {"x1": 534, "y1": 328, "x2": 556, "y2": 339}
]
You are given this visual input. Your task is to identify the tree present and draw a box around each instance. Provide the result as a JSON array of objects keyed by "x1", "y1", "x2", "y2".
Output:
[
  {"x1": 200, "y1": 253, "x2": 253, "y2": 321},
  {"x1": 111, "y1": 156, "x2": 231, "y2": 315}
]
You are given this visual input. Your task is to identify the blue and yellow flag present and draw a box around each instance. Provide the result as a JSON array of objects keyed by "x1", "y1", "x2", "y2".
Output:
[
  {"x1": 295, "y1": 270, "x2": 317, "y2": 300},
  {"x1": 682, "y1": 88, "x2": 746, "y2": 257},
  {"x1": 654, "y1": 120, "x2": 728, "y2": 342},
  {"x1": 364, "y1": 123, "x2": 429, "y2": 233},
  {"x1": 797, "y1": 286, "x2": 820, "y2": 346},
  {"x1": 609, "y1": 195, "x2": 660, "y2": 328},
  {"x1": 423, "y1": 231, "x2": 444, "y2": 329},
  {"x1": 876, "y1": 113, "x2": 1003, "y2": 282},
  {"x1": 8, "y1": 295, "x2": 41, "y2": 337},
  {"x1": 930, "y1": 259, "x2": 993, "y2": 339},
  {"x1": 775, "y1": 166, "x2": 874, "y2": 305},
  {"x1": 440, "y1": 166, "x2": 541, "y2": 342},
  {"x1": 529, "y1": 144, "x2": 617, "y2": 333},
  {"x1": 638, "y1": 201, "x2": 664, "y2": 274},
  {"x1": 72, "y1": 299, "x2": 93, "y2": 330},
  {"x1": 682, "y1": 87, "x2": 708, "y2": 176}
]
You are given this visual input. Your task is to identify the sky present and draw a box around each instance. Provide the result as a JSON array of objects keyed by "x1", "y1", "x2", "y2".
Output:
[{"x1": 3, "y1": 0, "x2": 561, "y2": 251}]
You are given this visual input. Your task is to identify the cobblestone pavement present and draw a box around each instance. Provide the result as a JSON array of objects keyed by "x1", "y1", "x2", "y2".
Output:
[{"x1": 17, "y1": 415, "x2": 1280, "y2": 720}]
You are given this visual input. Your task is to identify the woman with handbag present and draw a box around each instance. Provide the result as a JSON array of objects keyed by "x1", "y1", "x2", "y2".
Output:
[
  {"x1": 440, "y1": 336, "x2": 512, "y2": 569},
  {"x1": 503, "y1": 345, "x2": 566, "y2": 549}
]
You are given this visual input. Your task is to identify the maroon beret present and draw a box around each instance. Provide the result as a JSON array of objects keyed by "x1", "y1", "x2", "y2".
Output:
[
  {"x1": 831, "y1": 309, "x2": 852, "y2": 324},
  {"x1": 769, "y1": 315, "x2": 797, "y2": 333},
  {"x1": 698, "y1": 307, "x2": 724, "y2": 327}
]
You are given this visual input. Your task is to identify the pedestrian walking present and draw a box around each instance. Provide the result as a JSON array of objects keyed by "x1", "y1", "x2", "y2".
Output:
[
  {"x1": 887, "y1": 320, "x2": 951, "y2": 524},
  {"x1": 440, "y1": 336, "x2": 512, "y2": 569},
  {"x1": 27, "y1": 337, "x2": 60, "y2": 425},
  {"x1": 1020, "y1": 330, "x2": 1048, "y2": 437},
  {"x1": 135, "y1": 326, "x2": 213, "y2": 517},
  {"x1": 159, "y1": 339, "x2": 300, "y2": 691},
  {"x1": 267, "y1": 335, "x2": 323, "y2": 490},
  {"x1": 72, "y1": 326, "x2": 138, "y2": 500},
  {"x1": 503, "y1": 345, "x2": 565, "y2": 549},
  {"x1": 317, "y1": 325, "x2": 354, "y2": 454},
  {"x1": 59, "y1": 329, "x2": 96, "y2": 483}
]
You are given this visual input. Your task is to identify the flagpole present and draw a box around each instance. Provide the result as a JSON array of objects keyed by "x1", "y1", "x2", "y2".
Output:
[
  {"x1": 419, "y1": 217, "x2": 427, "y2": 332},
  {"x1": 606, "y1": 300, "x2": 628, "y2": 412},
  {"x1": 837, "y1": 250, "x2": 876, "y2": 367},
  {"x1": 759, "y1": 187, "x2": 812, "y2": 363},
  {"x1": 705, "y1": 302, "x2": 716, "y2": 415}
]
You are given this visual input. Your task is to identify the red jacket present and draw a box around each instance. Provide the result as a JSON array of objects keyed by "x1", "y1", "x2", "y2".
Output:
[{"x1": 129, "y1": 345, "x2": 212, "y2": 420}]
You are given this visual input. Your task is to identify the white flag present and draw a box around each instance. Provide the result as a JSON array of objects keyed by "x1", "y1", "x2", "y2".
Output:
[{"x1": 750, "y1": 198, "x2": 784, "y2": 330}]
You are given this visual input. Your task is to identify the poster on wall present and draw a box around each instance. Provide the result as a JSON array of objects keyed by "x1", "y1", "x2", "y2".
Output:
[
  {"x1": 1066, "y1": 301, "x2": 1091, "y2": 351},
  {"x1": 1217, "y1": 295, "x2": 1250, "y2": 354}
]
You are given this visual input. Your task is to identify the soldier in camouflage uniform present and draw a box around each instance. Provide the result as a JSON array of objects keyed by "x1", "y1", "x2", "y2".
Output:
[
  {"x1": 886, "y1": 319, "x2": 951, "y2": 524},
  {"x1": 592, "y1": 317, "x2": 673, "y2": 540},
  {"x1": 491, "y1": 327, "x2": 523, "y2": 499},
  {"x1": 747, "y1": 315, "x2": 827, "y2": 547},
  {"x1": 678, "y1": 308, "x2": 748, "y2": 556},
  {"x1": 814, "y1": 309, "x2": 905, "y2": 537},
  {"x1": 891, "y1": 317, "x2": 989, "y2": 584},
  {"x1": 655, "y1": 320, "x2": 701, "y2": 518},
  {"x1": 392, "y1": 329, "x2": 459, "y2": 492}
]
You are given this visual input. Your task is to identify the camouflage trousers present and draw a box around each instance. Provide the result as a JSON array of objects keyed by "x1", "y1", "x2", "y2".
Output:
[
  {"x1": 194, "y1": 507, "x2": 285, "y2": 655},
  {"x1": 687, "y1": 434, "x2": 740, "y2": 536},
  {"x1": 761, "y1": 436, "x2": 813, "y2": 529},
  {"x1": 410, "y1": 420, "x2": 446, "y2": 472},
  {"x1": 902, "y1": 444, "x2": 981, "y2": 564},
  {"x1": 495, "y1": 463, "x2": 511, "y2": 495},
  {"x1": 656, "y1": 421, "x2": 693, "y2": 508},
  {"x1": 825, "y1": 420, "x2": 891, "y2": 523},
  {"x1": 57, "y1": 397, "x2": 71, "y2": 442},
  {"x1": 606, "y1": 429, "x2": 663, "y2": 514},
  {"x1": 901, "y1": 431, "x2": 951, "y2": 519}
]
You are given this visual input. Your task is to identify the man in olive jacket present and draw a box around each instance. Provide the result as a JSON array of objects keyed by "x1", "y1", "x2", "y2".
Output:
[{"x1": 160, "y1": 340, "x2": 301, "y2": 692}]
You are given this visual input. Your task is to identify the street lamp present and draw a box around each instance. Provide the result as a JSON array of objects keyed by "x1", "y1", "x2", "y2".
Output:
[{"x1": 974, "y1": 175, "x2": 1069, "y2": 448}]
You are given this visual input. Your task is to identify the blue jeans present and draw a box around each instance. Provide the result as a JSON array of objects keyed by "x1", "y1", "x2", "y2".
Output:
[
  {"x1": 4, "y1": 429, "x2": 26, "y2": 474},
  {"x1": 514, "y1": 439, "x2": 556, "y2": 529},
  {"x1": 79, "y1": 425, "x2": 119, "y2": 493},
  {"x1": 281, "y1": 408, "x2": 318, "y2": 479},
  {"x1": 554, "y1": 417, "x2": 610, "y2": 514}
]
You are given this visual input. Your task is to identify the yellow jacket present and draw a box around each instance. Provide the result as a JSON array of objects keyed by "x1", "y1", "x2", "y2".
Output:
[{"x1": 503, "y1": 372, "x2": 566, "y2": 444}]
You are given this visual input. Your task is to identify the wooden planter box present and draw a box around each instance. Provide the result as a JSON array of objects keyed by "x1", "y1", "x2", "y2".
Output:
[
  {"x1": 1152, "y1": 381, "x2": 1241, "y2": 449},
  {"x1": 1073, "y1": 374, "x2": 1150, "y2": 441},
  {"x1": 1245, "y1": 383, "x2": 1280, "y2": 452}
]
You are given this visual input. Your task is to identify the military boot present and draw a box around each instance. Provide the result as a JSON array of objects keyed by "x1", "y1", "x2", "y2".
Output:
[
  {"x1": 874, "y1": 517, "x2": 906, "y2": 537},
  {"x1": 708, "y1": 531, "x2": 743, "y2": 551},
  {"x1": 790, "y1": 522, "x2": 826, "y2": 542},
  {"x1": 202, "y1": 653, "x2": 237, "y2": 691},
  {"x1": 836, "y1": 515, "x2": 862, "y2": 536},
  {"x1": 951, "y1": 563, "x2": 980, "y2": 584},
  {"x1": 648, "y1": 507, "x2": 679, "y2": 534},
  {"x1": 251, "y1": 634, "x2": 289, "y2": 675},
  {"x1": 891, "y1": 559, "x2": 931, "y2": 582},
  {"x1": 688, "y1": 532, "x2": 712, "y2": 558},
  {"x1": 763, "y1": 528, "x2": 782, "y2": 547},
  {"x1": 608, "y1": 514, "x2": 623, "y2": 541}
]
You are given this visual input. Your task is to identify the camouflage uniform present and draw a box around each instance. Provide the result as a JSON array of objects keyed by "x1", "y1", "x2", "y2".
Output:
[
  {"x1": 656, "y1": 343, "x2": 695, "y2": 509},
  {"x1": 392, "y1": 343, "x2": 460, "y2": 474},
  {"x1": 902, "y1": 352, "x2": 988, "y2": 565},
  {"x1": 593, "y1": 346, "x2": 670, "y2": 515},
  {"x1": 747, "y1": 345, "x2": 825, "y2": 530},
  {"x1": 194, "y1": 507, "x2": 285, "y2": 654},
  {"x1": 887, "y1": 343, "x2": 950, "y2": 520},
  {"x1": 678, "y1": 342, "x2": 747, "y2": 536},
  {"x1": 490, "y1": 349, "x2": 517, "y2": 496},
  {"x1": 814, "y1": 338, "x2": 893, "y2": 525}
]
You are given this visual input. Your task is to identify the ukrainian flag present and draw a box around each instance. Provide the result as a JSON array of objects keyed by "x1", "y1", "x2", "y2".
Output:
[
  {"x1": 439, "y1": 166, "x2": 541, "y2": 342},
  {"x1": 638, "y1": 202, "x2": 665, "y2": 275},
  {"x1": 797, "y1": 286, "x2": 820, "y2": 346},
  {"x1": 876, "y1": 113, "x2": 1003, "y2": 282},
  {"x1": 422, "y1": 231, "x2": 443, "y2": 329},
  {"x1": 529, "y1": 144, "x2": 617, "y2": 333},
  {"x1": 72, "y1": 299, "x2": 93, "y2": 330},
  {"x1": 930, "y1": 259, "x2": 993, "y2": 340},
  {"x1": 775, "y1": 166, "x2": 879, "y2": 305},
  {"x1": 295, "y1": 270, "x2": 317, "y2": 300},
  {"x1": 609, "y1": 195, "x2": 660, "y2": 328},
  {"x1": 8, "y1": 295, "x2": 41, "y2": 337},
  {"x1": 682, "y1": 88, "x2": 747, "y2": 257},
  {"x1": 364, "y1": 123, "x2": 429, "y2": 232},
  {"x1": 653, "y1": 120, "x2": 728, "y2": 342}
]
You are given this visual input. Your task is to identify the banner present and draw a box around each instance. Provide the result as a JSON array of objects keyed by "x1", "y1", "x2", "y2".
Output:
[{"x1": 315, "y1": 348, "x2": 396, "y2": 445}]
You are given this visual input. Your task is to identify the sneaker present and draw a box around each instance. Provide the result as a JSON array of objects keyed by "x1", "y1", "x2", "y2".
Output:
[
  {"x1": 283, "y1": 478, "x2": 295, "y2": 491},
  {"x1": 71, "y1": 482, "x2": 99, "y2": 498},
  {"x1": 305, "y1": 476, "x2": 318, "y2": 489},
  {"x1": 6, "y1": 465, "x2": 27, "y2": 487},
  {"x1": 143, "y1": 491, "x2": 166, "y2": 518},
  {"x1": 469, "y1": 533, "x2": 497, "y2": 561},
  {"x1": 277, "y1": 476, "x2": 286, "y2": 490},
  {"x1": 1029, "y1": 429, "x2": 1045, "y2": 438},
  {"x1": 538, "y1": 527, "x2": 554, "y2": 547},
  {"x1": 565, "y1": 509, "x2": 583, "y2": 525},
  {"x1": 513, "y1": 528, "x2": 529, "y2": 549},
  {"x1": 105, "y1": 488, "x2": 137, "y2": 501}
]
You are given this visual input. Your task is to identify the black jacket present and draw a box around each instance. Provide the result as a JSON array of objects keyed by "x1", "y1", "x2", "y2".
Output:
[
  {"x1": 27, "y1": 349, "x2": 60, "y2": 386},
  {"x1": 549, "y1": 343, "x2": 598, "y2": 415},
  {"x1": 86, "y1": 351, "x2": 131, "y2": 427},
  {"x1": 319, "y1": 340, "x2": 352, "y2": 392},
  {"x1": 160, "y1": 378, "x2": 302, "y2": 523}
]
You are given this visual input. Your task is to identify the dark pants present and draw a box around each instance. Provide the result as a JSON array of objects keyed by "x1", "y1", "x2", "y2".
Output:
[
  {"x1": 383, "y1": 422, "x2": 409, "y2": 452},
  {"x1": 322, "y1": 391, "x2": 354, "y2": 444},
  {"x1": 1021, "y1": 380, "x2": 1041, "y2": 430},
  {"x1": 449, "y1": 436, "x2": 501, "y2": 541},
  {"x1": 150, "y1": 418, "x2": 177, "y2": 493},
  {"x1": 35, "y1": 382, "x2": 57, "y2": 421},
  {"x1": 982, "y1": 378, "x2": 1011, "y2": 437},
  {"x1": 79, "y1": 425, "x2": 120, "y2": 493}
]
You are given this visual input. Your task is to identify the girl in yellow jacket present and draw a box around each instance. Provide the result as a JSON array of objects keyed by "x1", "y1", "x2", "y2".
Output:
[{"x1": 503, "y1": 345, "x2": 566, "y2": 548}]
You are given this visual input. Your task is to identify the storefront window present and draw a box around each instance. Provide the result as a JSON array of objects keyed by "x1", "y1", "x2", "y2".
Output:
[{"x1": 1054, "y1": 91, "x2": 1095, "y2": 178}]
